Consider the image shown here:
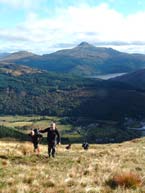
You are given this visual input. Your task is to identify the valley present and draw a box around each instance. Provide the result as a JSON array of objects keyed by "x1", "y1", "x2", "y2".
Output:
[
  {"x1": 0, "y1": 42, "x2": 145, "y2": 144},
  {"x1": 0, "y1": 115, "x2": 141, "y2": 144}
]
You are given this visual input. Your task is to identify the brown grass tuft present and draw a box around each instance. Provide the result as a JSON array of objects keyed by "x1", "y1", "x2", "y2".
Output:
[
  {"x1": 65, "y1": 179, "x2": 77, "y2": 187},
  {"x1": 106, "y1": 172, "x2": 142, "y2": 189},
  {"x1": 1, "y1": 160, "x2": 8, "y2": 166},
  {"x1": 23, "y1": 176, "x2": 34, "y2": 184},
  {"x1": 42, "y1": 180, "x2": 55, "y2": 188}
]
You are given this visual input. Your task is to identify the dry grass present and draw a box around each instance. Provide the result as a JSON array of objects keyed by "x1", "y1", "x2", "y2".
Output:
[
  {"x1": 106, "y1": 172, "x2": 142, "y2": 189},
  {"x1": 0, "y1": 138, "x2": 145, "y2": 193},
  {"x1": 19, "y1": 143, "x2": 34, "y2": 155}
]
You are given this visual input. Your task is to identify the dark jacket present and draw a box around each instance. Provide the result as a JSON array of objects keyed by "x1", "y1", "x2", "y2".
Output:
[
  {"x1": 40, "y1": 127, "x2": 60, "y2": 144},
  {"x1": 29, "y1": 130, "x2": 43, "y2": 144}
]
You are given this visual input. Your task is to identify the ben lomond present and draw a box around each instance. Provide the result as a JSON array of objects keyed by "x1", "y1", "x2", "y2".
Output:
[{"x1": 1, "y1": 42, "x2": 145, "y2": 76}]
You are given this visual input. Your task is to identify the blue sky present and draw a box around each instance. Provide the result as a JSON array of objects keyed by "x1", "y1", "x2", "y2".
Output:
[{"x1": 0, "y1": 0, "x2": 145, "y2": 54}]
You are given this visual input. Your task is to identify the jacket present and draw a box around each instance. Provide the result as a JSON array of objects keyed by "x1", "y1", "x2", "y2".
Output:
[{"x1": 40, "y1": 127, "x2": 60, "y2": 144}]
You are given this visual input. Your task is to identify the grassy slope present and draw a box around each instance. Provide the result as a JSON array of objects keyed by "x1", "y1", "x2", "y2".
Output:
[{"x1": 0, "y1": 138, "x2": 144, "y2": 193}]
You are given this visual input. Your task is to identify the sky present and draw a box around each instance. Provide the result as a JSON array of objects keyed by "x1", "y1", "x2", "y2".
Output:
[{"x1": 1, "y1": 0, "x2": 145, "y2": 54}]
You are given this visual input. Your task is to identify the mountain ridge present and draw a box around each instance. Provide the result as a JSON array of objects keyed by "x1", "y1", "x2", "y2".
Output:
[{"x1": 1, "y1": 42, "x2": 145, "y2": 75}]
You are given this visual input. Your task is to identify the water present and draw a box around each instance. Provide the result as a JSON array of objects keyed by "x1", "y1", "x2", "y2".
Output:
[
  {"x1": 90, "y1": 73, "x2": 127, "y2": 80},
  {"x1": 129, "y1": 126, "x2": 145, "y2": 136}
]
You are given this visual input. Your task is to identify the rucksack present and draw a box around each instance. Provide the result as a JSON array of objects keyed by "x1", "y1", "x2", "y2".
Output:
[
  {"x1": 33, "y1": 129, "x2": 43, "y2": 142},
  {"x1": 34, "y1": 128, "x2": 39, "y2": 135},
  {"x1": 82, "y1": 142, "x2": 89, "y2": 150}
]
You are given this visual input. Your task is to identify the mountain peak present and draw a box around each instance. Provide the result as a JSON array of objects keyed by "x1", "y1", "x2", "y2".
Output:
[
  {"x1": 77, "y1": 42, "x2": 94, "y2": 48},
  {"x1": 0, "y1": 50, "x2": 37, "y2": 61},
  {"x1": 11, "y1": 51, "x2": 35, "y2": 56}
]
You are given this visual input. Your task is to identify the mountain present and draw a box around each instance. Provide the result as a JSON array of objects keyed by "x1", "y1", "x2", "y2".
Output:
[
  {"x1": 0, "y1": 51, "x2": 37, "y2": 61},
  {"x1": 53, "y1": 42, "x2": 121, "y2": 58},
  {"x1": 0, "y1": 53, "x2": 10, "y2": 59},
  {"x1": 1, "y1": 42, "x2": 145, "y2": 76},
  {"x1": 110, "y1": 69, "x2": 145, "y2": 90}
]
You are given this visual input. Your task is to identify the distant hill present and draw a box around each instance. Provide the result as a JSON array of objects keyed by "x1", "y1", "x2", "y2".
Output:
[
  {"x1": 1, "y1": 42, "x2": 145, "y2": 75},
  {"x1": 0, "y1": 51, "x2": 37, "y2": 61},
  {"x1": 0, "y1": 53, "x2": 10, "y2": 59}
]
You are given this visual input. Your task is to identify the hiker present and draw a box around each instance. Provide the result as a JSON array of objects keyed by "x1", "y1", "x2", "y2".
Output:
[
  {"x1": 82, "y1": 141, "x2": 89, "y2": 150},
  {"x1": 40, "y1": 122, "x2": 60, "y2": 158},
  {"x1": 29, "y1": 128, "x2": 43, "y2": 154},
  {"x1": 65, "y1": 143, "x2": 71, "y2": 150}
]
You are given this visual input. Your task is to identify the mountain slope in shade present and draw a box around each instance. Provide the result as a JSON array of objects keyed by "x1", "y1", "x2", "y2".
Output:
[
  {"x1": 0, "y1": 60, "x2": 145, "y2": 120},
  {"x1": 110, "y1": 69, "x2": 145, "y2": 90},
  {"x1": 0, "y1": 66, "x2": 145, "y2": 120},
  {"x1": 1, "y1": 42, "x2": 145, "y2": 75}
]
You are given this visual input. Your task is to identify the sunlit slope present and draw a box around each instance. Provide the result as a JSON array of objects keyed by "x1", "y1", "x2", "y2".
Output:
[{"x1": 0, "y1": 137, "x2": 144, "y2": 193}]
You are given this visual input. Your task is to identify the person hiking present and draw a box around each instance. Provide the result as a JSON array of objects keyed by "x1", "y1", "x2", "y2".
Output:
[
  {"x1": 65, "y1": 143, "x2": 71, "y2": 150},
  {"x1": 29, "y1": 128, "x2": 43, "y2": 154},
  {"x1": 40, "y1": 122, "x2": 60, "y2": 158},
  {"x1": 82, "y1": 141, "x2": 89, "y2": 150}
]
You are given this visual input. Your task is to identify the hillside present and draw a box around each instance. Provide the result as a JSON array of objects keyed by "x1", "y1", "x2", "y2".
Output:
[
  {"x1": 0, "y1": 137, "x2": 144, "y2": 193},
  {"x1": 0, "y1": 64, "x2": 145, "y2": 121},
  {"x1": 0, "y1": 62, "x2": 41, "y2": 76},
  {"x1": 0, "y1": 68, "x2": 145, "y2": 120},
  {"x1": 0, "y1": 69, "x2": 97, "y2": 116},
  {"x1": 1, "y1": 42, "x2": 145, "y2": 75},
  {"x1": 1, "y1": 60, "x2": 145, "y2": 122},
  {"x1": 111, "y1": 69, "x2": 145, "y2": 90}
]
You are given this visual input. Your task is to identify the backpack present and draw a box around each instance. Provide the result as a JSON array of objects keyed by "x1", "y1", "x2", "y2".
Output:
[
  {"x1": 33, "y1": 129, "x2": 43, "y2": 143},
  {"x1": 82, "y1": 142, "x2": 89, "y2": 150},
  {"x1": 34, "y1": 128, "x2": 39, "y2": 135}
]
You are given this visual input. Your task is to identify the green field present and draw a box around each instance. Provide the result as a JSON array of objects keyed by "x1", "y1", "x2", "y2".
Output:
[
  {"x1": 0, "y1": 115, "x2": 73, "y2": 129},
  {"x1": 0, "y1": 115, "x2": 141, "y2": 144},
  {"x1": 0, "y1": 115, "x2": 79, "y2": 143}
]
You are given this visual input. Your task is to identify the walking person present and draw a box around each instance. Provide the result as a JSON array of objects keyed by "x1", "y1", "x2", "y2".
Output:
[
  {"x1": 40, "y1": 122, "x2": 60, "y2": 158},
  {"x1": 82, "y1": 141, "x2": 89, "y2": 150},
  {"x1": 29, "y1": 128, "x2": 43, "y2": 154}
]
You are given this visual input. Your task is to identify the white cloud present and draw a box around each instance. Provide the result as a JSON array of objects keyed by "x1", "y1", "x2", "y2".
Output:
[{"x1": 1, "y1": 3, "x2": 145, "y2": 54}]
